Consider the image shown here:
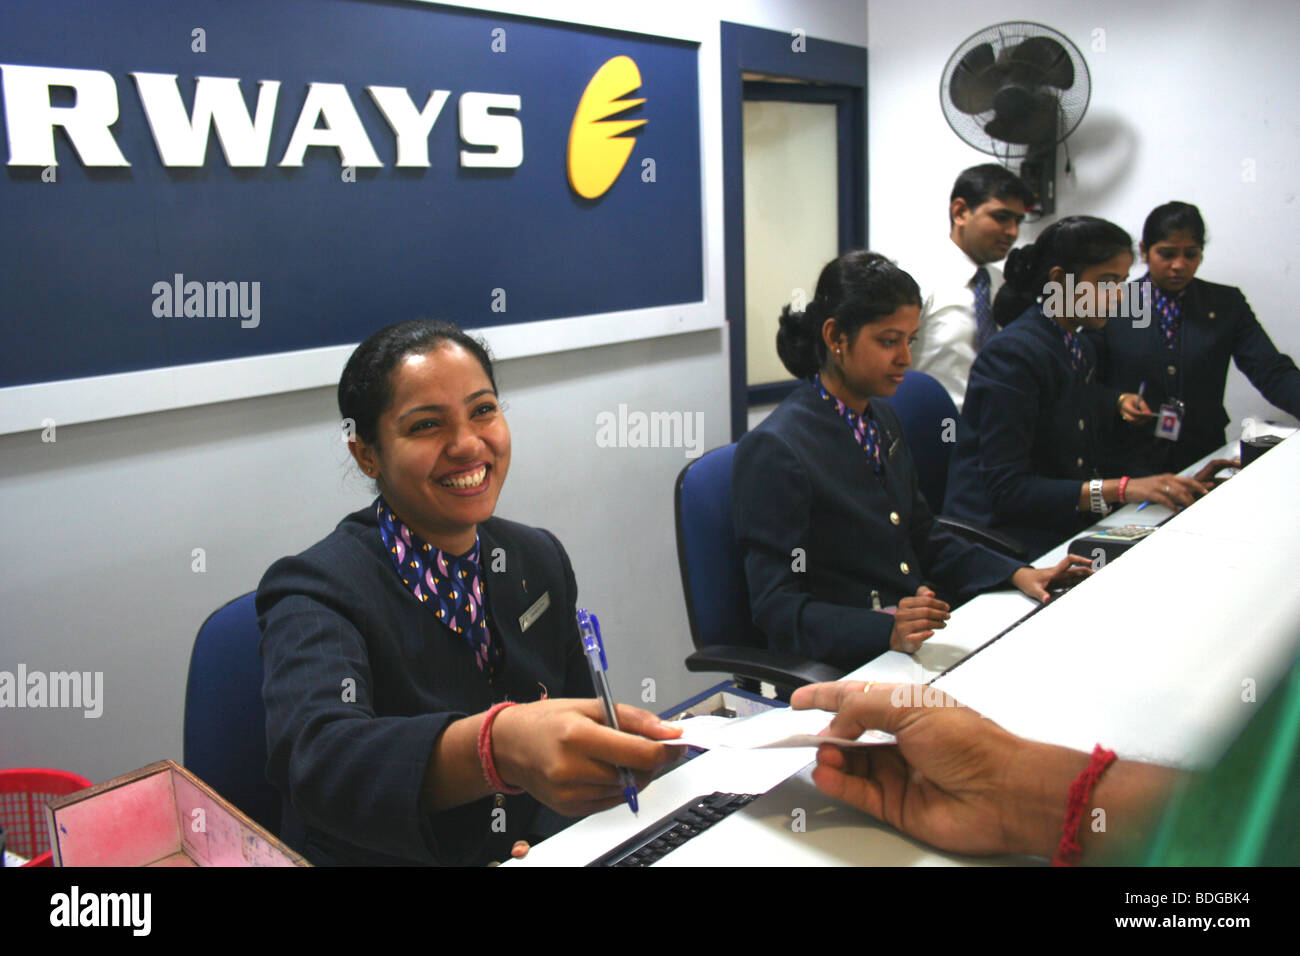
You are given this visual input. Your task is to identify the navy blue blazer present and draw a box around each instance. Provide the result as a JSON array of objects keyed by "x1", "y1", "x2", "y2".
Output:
[
  {"x1": 1089, "y1": 278, "x2": 1300, "y2": 473},
  {"x1": 732, "y1": 381, "x2": 1025, "y2": 670},
  {"x1": 257, "y1": 504, "x2": 592, "y2": 866},
  {"x1": 944, "y1": 306, "x2": 1110, "y2": 557}
]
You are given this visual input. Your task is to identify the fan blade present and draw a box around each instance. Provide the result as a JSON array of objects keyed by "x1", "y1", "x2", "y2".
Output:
[
  {"x1": 949, "y1": 43, "x2": 1002, "y2": 114},
  {"x1": 1005, "y1": 36, "x2": 1074, "y2": 89},
  {"x1": 985, "y1": 92, "x2": 1059, "y2": 144}
]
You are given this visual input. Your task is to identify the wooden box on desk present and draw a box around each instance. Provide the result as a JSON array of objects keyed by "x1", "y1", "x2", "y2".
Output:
[{"x1": 44, "y1": 759, "x2": 309, "y2": 867}]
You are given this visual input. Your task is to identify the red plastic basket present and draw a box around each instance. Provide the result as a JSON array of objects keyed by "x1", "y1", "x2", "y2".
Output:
[{"x1": 0, "y1": 768, "x2": 93, "y2": 867}]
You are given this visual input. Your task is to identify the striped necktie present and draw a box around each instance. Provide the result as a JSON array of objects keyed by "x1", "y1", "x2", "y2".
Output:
[{"x1": 973, "y1": 266, "x2": 995, "y2": 350}]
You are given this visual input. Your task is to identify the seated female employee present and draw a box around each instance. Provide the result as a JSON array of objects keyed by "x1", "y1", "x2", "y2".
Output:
[
  {"x1": 1093, "y1": 201, "x2": 1300, "y2": 474},
  {"x1": 944, "y1": 217, "x2": 1209, "y2": 558},
  {"x1": 732, "y1": 251, "x2": 1089, "y2": 671},
  {"x1": 258, "y1": 320, "x2": 679, "y2": 866}
]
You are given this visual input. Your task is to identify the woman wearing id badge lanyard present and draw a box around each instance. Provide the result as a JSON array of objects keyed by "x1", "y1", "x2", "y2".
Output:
[
  {"x1": 258, "y1": 320, "x2": 679, "y2": 866},
  {"x1": 1091, "y1": 201, "x2": 1300, "y2": 475},
  {"x1": 732, "y1": 252, "x2": 1091, "y2": 671},
  {"x1": 943, "y1": 217, "x2": 1209, "y2": 558}
]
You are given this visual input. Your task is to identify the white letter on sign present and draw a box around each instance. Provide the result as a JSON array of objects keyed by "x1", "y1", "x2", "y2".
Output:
[
  {"x1": 367, "y1": 87, "x2": 451, "y2": 168},
  {"x1": 132, "y1": 74, "x2": 280, "y2": 167},
  {"x1": 458, "y1": 92, "x2": 522, "y2": 169},
  {"x1": 280, "y1": 82, "x2": 382, "y2": 168},
  {"x1": 2, "y1": 64, "x2": 129, "y2": 166}
]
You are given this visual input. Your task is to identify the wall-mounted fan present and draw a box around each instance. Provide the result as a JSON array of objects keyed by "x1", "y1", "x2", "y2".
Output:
[{"x1": 940, "y1": 22, "x2": 1090, "y2": 214}]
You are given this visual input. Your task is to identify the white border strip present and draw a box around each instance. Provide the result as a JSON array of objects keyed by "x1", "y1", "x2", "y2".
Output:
[{"x1": 0, "y1": 301, "x2": 721, "y2": 433}]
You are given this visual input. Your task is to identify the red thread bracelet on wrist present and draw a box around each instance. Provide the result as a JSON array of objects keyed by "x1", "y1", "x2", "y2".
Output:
[
  {"x1": 478, "y1": 701, "x2": 525, "y2": 795},
  {"x1": 1052, "y1": 743, "x2": 1117, "y2": 866},
  {"x1": 1117, "y1": 476, "x2": 1130, "y2": 504}
]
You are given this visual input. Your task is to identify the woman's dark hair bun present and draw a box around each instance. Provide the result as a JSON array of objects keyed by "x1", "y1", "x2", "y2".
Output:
[
  {"x1": 776, "y1": 300, "x2": 825, "y2": 379},
  {"x1": 1001, "y1": 245, "x2": 1038, "y2": 289},
  {"x1": 774, "y1": 250, "x2": 921, "y2": 378}
]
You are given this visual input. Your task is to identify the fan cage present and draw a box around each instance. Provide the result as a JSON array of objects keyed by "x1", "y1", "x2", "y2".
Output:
[{"x1": 940, "y1": 20, "x2": 1091, "y2": 160}]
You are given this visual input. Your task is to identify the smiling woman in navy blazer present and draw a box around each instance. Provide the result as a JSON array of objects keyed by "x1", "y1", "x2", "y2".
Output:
[
  {"x1": 1092, "y1": 201, "x2": 1300, "y2": 474},
  {"x1": 258, "y1": 320, "x2": 678, "y2": 866},
  {"x1": 732, "y1": 252, "x2": 1089, "y2": 671}
]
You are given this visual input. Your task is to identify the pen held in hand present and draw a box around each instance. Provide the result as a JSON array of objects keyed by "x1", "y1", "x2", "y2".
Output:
[{"x1": 576, "y1": 608, "x2": 639, "y2": 815}]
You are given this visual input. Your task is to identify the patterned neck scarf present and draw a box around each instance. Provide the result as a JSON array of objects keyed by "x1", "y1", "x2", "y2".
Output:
[
  {"x1": 375, "y1": 497, "x2": 499, "y2": 679},
  {"x1": 1038, "y1": 306, "x2": 1086, "y2": 373},
  {"x1": 972, "y1": 266, "x2": 995, "y2": 351},
  {"x1": 1143, "y1": 273, "x2": 1184, "y2": 350},
  {"x1": 814, "y1": 375, "x2": 883, "y2": 474}
]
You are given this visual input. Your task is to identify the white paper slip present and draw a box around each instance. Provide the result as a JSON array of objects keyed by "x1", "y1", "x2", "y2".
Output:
[
  {"x1": 660, "y1": 715, "x2": 735, "y2": 749},
  {"x1": 757, "y1": 730, "x2": 896, "y2": 749},
  {"x1": 663, "y1": 713, "x2": 896, "y2": 750}
]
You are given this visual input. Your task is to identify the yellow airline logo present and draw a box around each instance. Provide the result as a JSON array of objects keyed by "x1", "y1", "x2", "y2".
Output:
[{"x1": 567, "y1": 56, "x2": 647, "y2": 199}]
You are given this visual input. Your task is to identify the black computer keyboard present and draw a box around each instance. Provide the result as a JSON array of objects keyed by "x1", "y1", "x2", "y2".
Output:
[{"x1": 585, "y1": 792, "x2": 758, "y2": 867}]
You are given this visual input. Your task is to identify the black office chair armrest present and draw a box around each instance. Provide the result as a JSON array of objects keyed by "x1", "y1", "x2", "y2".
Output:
[
  {"x1": 685, "y1": 645, "x2": 845, "y2": 690},
  {"x1": 935, "y1": 516, "x2": 1030, "y2": 562}
]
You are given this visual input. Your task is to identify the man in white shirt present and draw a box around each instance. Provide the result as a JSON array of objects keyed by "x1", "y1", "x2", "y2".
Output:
[{"x1": 910, "y1": 164, "x2": 1033, "y2": 410}]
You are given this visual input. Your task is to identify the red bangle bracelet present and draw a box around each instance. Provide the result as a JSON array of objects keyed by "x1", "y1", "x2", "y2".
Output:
[
  {"x1": 477, "y1": 701, "x2": 525, "y2": 795},
  {"x1": 1117, "y1": 476, "x2": 1130, "y2": 504},
  {"x1": 1052, "y1": 744, "x2": 1117, "y2": 866}
]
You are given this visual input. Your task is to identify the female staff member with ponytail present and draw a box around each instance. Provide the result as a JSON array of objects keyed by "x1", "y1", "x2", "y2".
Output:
[
  {"x1": 1094, "y1": 201, "x2": 1300, "y2": 474},
  {"x1": 944, "y1": 217, "x2": 1208, "y2": 558},
  {"x1": 731, "y1": 251, "x2": 1089, "y2": 671}
]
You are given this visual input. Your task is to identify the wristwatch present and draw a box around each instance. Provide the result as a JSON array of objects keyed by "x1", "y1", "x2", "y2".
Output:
[{"x1": 1089, "y1": 478, "x2": 1108, "y2": 515}]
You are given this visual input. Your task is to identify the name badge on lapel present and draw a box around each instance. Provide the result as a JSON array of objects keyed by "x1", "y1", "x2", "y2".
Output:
[{"x1": 519, "y1": 591, "x2": 551, "y2": 633}]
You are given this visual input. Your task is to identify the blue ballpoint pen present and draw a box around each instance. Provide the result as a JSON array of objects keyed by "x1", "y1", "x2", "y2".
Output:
[{"x1": 576, "y1": 608, "x2": 639, "y2": 815}]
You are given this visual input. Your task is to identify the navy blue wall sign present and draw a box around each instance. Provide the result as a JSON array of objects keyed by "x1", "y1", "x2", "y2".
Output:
[{"x1": 0, "y1": 0, "x2": 702, "y2": 391}]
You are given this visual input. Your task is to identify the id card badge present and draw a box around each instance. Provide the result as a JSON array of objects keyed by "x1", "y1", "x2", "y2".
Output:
[{"x1": 1155, "y1": 399, "x2": 1184, "y2": 441}]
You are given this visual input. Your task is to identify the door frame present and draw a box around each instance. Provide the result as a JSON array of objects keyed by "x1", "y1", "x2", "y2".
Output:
[{"x1": 720, "y1": 22, "x2": 868, "y2": 439}]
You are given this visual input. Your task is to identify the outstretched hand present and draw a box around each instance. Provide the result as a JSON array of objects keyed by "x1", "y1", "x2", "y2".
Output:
[{"x1": 791, "y1": 681, "x2": 1036, "y2": 856}]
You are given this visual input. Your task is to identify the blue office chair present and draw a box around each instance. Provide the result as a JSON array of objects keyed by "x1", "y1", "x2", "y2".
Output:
[
  {"x1": 883, "y1": 370, "x2": 958, "y2": 512},
  {"x1": 183, "y1": 592, "x2": 288, "y2": 839},
  {"x1": 882, "y1": 370, "x2": 1029, "y2": 560},
  {"x1": 674, "y1": 443, "x2": 843, "y2": 698}
]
